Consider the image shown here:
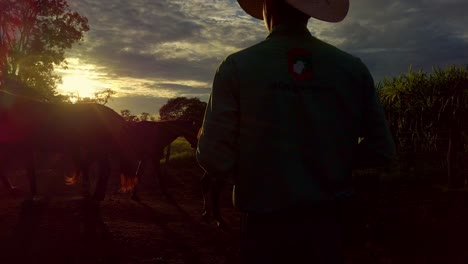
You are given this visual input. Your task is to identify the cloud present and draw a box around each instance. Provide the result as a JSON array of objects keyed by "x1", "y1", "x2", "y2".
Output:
[
  {"x1": 67, "y1": 0, "x2": 265, "y2": 82},
  {"x1": 60, "y1": 0, "x2": 468, "y2": 114},
  {"x1": 106, "y1": 95, "x2": 169, "y2": 117},
  {"x1": 311, "y1": 0, "x2": 468, "y2": 80},
  {"x1": 106, "y1": 93, "x2": 208, "y2": 118}
]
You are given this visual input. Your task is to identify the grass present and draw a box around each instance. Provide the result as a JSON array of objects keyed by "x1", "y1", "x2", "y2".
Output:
[
  {"x1": 162, "y1": 137, "x2": 197, "y2": 167},
  {"x1": 167, "y1": 137, "x2": 195, "y2": 155}
]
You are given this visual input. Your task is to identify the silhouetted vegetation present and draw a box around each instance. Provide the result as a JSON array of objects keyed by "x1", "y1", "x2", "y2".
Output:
[
  {"x1": 119, "y1": 109, "x2": 157, "y2": 122},
  {"x1": 376, "y1": 64, "x2": 468, "y2": 187},
  {"x1": 0, "y1": 0, "x2": 89, "y2": 99},
  {"x1": 159, "y1": 97, "x2": 207, "y2": 124},
  {"x1": 119, "y1": 97, "x2": 206, "y2": 123}
]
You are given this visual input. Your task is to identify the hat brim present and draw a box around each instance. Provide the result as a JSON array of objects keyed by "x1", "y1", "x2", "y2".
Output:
[
  {"x1": 238, "y1": 0, "x2": 264, "y2": 20},
  {"x1": 237, "y1": 0, "x2": 349, "y2": 23}
]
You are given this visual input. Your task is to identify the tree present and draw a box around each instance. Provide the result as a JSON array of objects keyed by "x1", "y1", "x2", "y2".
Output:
[
  {"x1": 139, "y1": 112, "x2": 151, "y2": 121},
  {"x1": 120, "y1": 109, "x2": 139, "y2": 122},
  {"x1": 0, "y1": 0, "x2": 89, "y2": 99},
  {"x1": 93, "y1": 89, "x2": 116, "y2": 105},
  {"x1": 159, "y1": 97, "x2": 207, "y2": 124},
  {"x1": 50, "y1": 88, "x2": 116, "y2": 105}
]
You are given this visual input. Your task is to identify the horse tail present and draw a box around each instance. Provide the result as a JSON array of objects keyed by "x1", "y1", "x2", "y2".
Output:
[
  {"x1": 64, "y1": 168, "x2": 81, "y2": 186},
  {"x1": 119, "y1": 173, "x2": 138, "y2": 193},
  {"x1": 119, "y1": 172, "x2": 138, "y2": 193},
  {"x1": 118, "y1": 156, "x2": 139, "y2": 193}
]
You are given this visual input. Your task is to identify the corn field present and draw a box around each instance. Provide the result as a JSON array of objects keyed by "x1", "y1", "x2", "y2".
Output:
[{"x1": 376, "y1": 64, "x2": 468, "y2": 187}]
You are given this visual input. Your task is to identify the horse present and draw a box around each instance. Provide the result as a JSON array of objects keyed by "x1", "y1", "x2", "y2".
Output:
[
  {"x1": 120, "y1": 120, "x2": 200, "y2": 201},
  {"x1": 0, "y1": 86, "x2": 130, "y2": 201}
]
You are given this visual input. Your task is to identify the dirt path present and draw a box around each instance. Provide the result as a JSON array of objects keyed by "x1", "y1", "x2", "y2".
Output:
[
  {"x1": 0, "y1": 164, "x2": 240, "y2": 264},
  {"x1": 3, "y1": 162, "x2": 468, "y2": 264}
]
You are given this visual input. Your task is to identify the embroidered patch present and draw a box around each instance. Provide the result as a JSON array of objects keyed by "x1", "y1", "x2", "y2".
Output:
[{"x1": 287, "y1": 48, "x2": 313, "y2": 81}]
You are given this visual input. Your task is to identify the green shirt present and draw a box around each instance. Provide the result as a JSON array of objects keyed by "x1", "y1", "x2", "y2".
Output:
[{"x1": 197, "y1": 24, "x2": 396, "y2": 213}]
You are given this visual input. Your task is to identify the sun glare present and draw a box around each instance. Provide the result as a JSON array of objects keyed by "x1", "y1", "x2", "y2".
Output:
[
  {"x1": 56, "y1": 58, "x2": 110, "y2": 99},
  {"x1": 55, "y1": 58, "x2": 211, "y2": 105},
  {"x1": 60, "y1": 75, "x2": 99, "y2": 98}
]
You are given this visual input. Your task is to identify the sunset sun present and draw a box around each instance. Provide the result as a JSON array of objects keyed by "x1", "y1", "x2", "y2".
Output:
[{"x1": 56, "y1": 58, "x2": 110, "y2": 99}]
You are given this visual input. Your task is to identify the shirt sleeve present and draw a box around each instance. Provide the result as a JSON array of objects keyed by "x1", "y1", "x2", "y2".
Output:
[
  {"x1": 354, "y1": 62, "x2": 397, "y2": 170},
  {"x1": 196, "y1": 56, "x2": 239, "y2": 180}
]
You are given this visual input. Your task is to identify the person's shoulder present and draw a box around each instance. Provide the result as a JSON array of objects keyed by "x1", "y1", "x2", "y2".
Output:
[
  {"x1": 312, "y1": 37, "x2": 372, "y2": 80},
  {"x1": 223, "y1": 40, "x2": 269, "y2": 64},
  {"x1": 315, "y1": 37, "x2": 366, "y2": 68}
]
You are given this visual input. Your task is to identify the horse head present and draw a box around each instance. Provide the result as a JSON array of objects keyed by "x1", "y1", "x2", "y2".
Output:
[{"x1": 176, "y1": 120, "x2": 201, "y2": 149}]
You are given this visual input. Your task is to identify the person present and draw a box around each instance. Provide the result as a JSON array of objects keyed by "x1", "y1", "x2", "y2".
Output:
[{"x1": 196, "y1": 0, "x2": 396, "y2": 263}]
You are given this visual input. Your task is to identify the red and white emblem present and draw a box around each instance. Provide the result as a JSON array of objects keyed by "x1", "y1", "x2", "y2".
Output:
[{"x1": 287, "y1": 48, "x2": 313, "y2": 81}]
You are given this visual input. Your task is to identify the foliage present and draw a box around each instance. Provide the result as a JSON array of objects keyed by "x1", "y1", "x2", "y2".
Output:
[
  {"x1": 159, "y1": 97, "x2": 207, "y2": 124},
  {"x1": 119, "y1": 109, "x2": 157, "y2": 122},
  {"x1": 120, "y1": 109, "x2": 139, "y2": 122},
  {"x1": 377, "y1": 64, "x2": 468, "y2": 152},
  {"x1": 161, "y1": 137, "x2": 197, "y2": 166},
  {"x1": 93, "y1": 89, "x2": 116, "y2": 105},
  {"x1": 139, "y1": 112, "x2": 157, "y2": 121},
  {"x1": 0, "y1": 0, "x2": 89, "y2": 99},
  {"x1": 58, "y1": 88, "x2": 116, "y2": 105}
]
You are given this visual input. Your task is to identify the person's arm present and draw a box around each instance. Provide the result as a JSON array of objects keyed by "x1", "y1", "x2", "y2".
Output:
[
  {"x1": 354, "y1": 63, "x2": 396, "y2": 170},
  {"x1": 196, "y1": 56, "x2": 239, "y2": 180}
]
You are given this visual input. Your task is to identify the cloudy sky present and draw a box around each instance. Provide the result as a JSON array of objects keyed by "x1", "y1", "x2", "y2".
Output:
[{"x1": 56, "y1": 0, "x2": 468, "y2": 117}]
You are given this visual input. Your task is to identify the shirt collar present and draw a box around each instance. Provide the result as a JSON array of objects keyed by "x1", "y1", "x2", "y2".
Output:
[{"x1": 266, "y1": 24, "x2": 312, "y2": 40}]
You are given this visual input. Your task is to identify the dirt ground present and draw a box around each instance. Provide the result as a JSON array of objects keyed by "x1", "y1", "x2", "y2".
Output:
[
  {"x1": 2, "y1": 157, "x2": 468, "y2": 264},
  {"x1": 0, "y1": 158, "x2": 240, "y2": 264}
]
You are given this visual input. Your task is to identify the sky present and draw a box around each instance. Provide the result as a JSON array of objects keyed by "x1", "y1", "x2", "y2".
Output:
[{"x1": 56, "y1": 0, "x2": 468, "y2": 117}]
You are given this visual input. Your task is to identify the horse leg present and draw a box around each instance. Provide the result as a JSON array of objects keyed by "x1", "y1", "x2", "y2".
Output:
[
  {"x1": 0, "y1": 162, "x2": 13, "y2": 189},
  {"x1": 78, "y1": 153, "x2": 91, "y2": 198},
  {"x1": 26, "y1": 151, "x2": 37, "y2": 200},
  {"x1": 1, "y1": 171, "x2": 13, "y2": 189},
  {"x1": 93, "y1": 154, "x2": 110, "y2": 201},
  {"x1": 154, "y1": 157, "x2": 168, "y2": 197},
  {"x1": 131, "y1": 159, "x2": 144, "y2": 201},
  {"x1": 1, "y1": 166, "x2": 19, "y2": 195}
]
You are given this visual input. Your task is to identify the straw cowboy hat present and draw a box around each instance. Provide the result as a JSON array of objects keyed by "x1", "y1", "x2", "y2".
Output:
[{"x1": 237, "y1": 0, "x2": 349, "y2": 22}]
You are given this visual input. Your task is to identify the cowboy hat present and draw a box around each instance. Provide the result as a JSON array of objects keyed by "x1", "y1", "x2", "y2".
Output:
[{"x1": 237, "y1": 0, "x2": 349, "y2": 22}]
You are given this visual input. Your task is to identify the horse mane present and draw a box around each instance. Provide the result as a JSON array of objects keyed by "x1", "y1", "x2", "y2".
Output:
[
  {"x1": 126, "y1": 119, "x2": 199, "y2": 141},
  {"x1": 0, "y1": 89, "x2": 45, "y2": 103}
]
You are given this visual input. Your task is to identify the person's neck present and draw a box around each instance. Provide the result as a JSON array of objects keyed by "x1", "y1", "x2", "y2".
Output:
[
  {"x1": 270, "y1": 19, "x2": 308, "y2": 31},
  {"x1": 268, "y1": 11, "x2": 308, "y2": 31}
]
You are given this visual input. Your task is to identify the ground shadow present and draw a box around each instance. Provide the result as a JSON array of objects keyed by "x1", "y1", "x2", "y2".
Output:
[
  {"x1": 138, "y1": 200, "x2": 203, "y2": 264},
  {"x1": 3, "y1": 198, "x2": 127, "y2": 264}
]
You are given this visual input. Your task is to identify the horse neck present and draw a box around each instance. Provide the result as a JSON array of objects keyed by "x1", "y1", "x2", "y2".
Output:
[
  {"x1": 0, "y1": 91, "x2": 50, "y2": 117},
  {"x1": 183, "y1": 134, "x2": 198, "y2": 148},
  {"x1": 153, "y1": 121, "x2": 195, "y2": 147},
  {"x1": 157, "y1": 126, "x2": 180, "y2": 147}
]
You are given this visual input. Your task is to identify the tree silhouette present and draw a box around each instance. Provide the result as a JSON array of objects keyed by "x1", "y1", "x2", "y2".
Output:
[
  {"x1": 120, "y1": 109, "x2": 139, "y2": 122},
  {"x1": 93, "y1": 89, "x2": 116, "y2": 105},
  {"x1": 0, "y1": 0, "x2": 89, "y2": 99},
  {"x1": 140, "y1": 112, "x2": 155, "y2": 121},
  {"x1": 159, "y1": 97, "x2": 207, "y2": 124}
]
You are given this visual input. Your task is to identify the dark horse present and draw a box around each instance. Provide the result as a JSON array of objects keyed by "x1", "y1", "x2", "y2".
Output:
[
  {"x1": 0, "y1": 85, "x2": 129, "y2": 201},
  {"x1": 121, "y1": 120, "x2": 200, "y2": 201}
]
